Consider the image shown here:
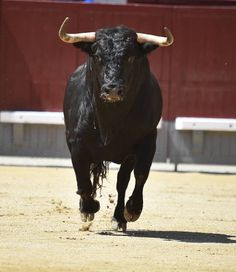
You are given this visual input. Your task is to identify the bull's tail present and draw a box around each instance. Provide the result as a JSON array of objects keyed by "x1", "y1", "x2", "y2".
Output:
[{"x1": 90, "y1": 161, "x2": 109, "y2": 197}]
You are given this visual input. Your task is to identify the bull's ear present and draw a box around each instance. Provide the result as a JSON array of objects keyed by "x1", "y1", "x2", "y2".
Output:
[
  {"x1": 73, "y1": 42, "x2": 93, "y2": 55},
  {"x1": 141, "y1": 43, "x2": 159, "y2": 54}
]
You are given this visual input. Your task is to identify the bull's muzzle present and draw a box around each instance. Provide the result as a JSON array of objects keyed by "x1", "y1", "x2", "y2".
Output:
[{"x1": 101, "y1": 84, "x2": 124, "y2": 103}]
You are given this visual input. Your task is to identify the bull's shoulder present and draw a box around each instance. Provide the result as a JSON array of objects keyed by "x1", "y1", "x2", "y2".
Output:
[
  {"x1": 134, "y1": 73, "x2": 162, "y2": 124},
  {"x1": 67, "y1": 64, "x2": 87, "y2": 90},
  {"x1": 129, "y1": 75, "x2": 162, "y2": 131},
  {"x1": 63, "y1": 63, "x2": 94, "y2": 134},
  {"x1": 64, "y1": 64, "x2": 89, "y2": 107}
]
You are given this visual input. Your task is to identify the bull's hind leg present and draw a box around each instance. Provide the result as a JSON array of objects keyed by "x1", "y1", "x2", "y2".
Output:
[
  {"x1": 71, "y1": 144, "x2": 100, "y2": 222},
  {"x1": 124, "y1": 129, "x2": 157, "y2": 222},
  {"x1": 112, "y1": 156, "x2": 135, "y2": 232}
]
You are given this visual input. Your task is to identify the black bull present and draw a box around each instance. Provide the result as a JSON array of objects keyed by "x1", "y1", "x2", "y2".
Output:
[{"x1": 62, "y1": 26, "x2": 171, "y2": 231}]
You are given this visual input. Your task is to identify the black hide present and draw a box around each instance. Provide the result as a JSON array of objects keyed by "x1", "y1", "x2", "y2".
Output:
[{"x1": 63, "y1": 26, "x2": 162, "y2": 230}]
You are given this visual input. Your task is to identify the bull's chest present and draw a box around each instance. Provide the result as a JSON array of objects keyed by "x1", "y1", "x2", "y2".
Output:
[{"x1": 88, "y1": 125, "x2": 145, "y2": 163}]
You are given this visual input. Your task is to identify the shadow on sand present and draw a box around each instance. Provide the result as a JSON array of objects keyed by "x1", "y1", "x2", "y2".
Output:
[{"x1": 98, "y1": 230, "x2": 236, "y2": 244}]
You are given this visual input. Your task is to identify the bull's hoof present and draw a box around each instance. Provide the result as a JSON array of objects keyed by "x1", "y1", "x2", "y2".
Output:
[
  {"x1": 112, "y1": 218, "x2": 127, "y2": 232},
  {"x1": 80, "y1": 212, "x2": 94, "y2": 223},
  {"x1": 79, "y1": 197, "x2": 100, "y2": 214},
  {"x1": 124, "y1": 199, "x2": 142, "y2": 222},
  {"x1": 124, "y1": 207, "x2": 141, "y2": 222}
]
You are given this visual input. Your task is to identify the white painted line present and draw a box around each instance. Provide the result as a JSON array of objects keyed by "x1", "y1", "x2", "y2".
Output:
[
  {"x1": 0, "y1": 156, "x2": 235, "y2": 174},
  {"x1": 110, "y1": 162, "x2": 175, "y2": 172},
  {"x1": 157, "y1": 118, "x2": 162, "y2": 129},
  {"x1": 0, "y1": 156, "x2": 174, "y2": 171},
  {"x1": 0, "y1": 111, "x2": 162, "y2": 129},
  {"x1": 0, "y1": 111, "x2": 64, "y2": 125},
  {"x1": 177, "y1": 164, "x2": 236, "y2": 174},
  {"x1": 175, "y1": 117, "x2": 236, "y2": 132},
  {"x1": 0, "y1": 156, "x2": 72, "y2": 167}
]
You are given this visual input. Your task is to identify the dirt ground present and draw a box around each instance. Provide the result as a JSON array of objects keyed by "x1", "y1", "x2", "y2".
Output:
[{"x1": 0, "y1": 166, "x2": 236, "y2": 272}]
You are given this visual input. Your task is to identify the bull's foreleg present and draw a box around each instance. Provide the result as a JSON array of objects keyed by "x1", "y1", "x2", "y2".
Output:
[
  {"x1": 71, "y1": 144, "x2": 100, "y2": 222},
  {"x1": 113, "y1": 156, "x2": 135, "y2": 232},
  {"x1": 124, "y1": 129, "x2": 157, "y2": 222}
]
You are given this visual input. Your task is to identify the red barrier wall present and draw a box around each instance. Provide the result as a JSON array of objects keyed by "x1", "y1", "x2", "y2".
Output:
[
  {"x1": 128, "y1": 0, "x2": 236, "y2": 5},
  {"x1": 1, "y1": 0, "x2": 236, "y2": 120}
]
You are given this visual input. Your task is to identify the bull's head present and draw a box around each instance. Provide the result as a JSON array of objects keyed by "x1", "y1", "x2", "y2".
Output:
[{"x1": 59, "y1": 17, "x2": 174, "y2": 103}]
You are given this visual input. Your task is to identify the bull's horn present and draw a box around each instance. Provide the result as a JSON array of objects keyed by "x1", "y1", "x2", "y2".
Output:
[
  {"x1": 58, "y1": 17, "x2": 96, "y2": 43},
  {"x1": 137, "y1": 27, "x2": 174, "y2": 46}
]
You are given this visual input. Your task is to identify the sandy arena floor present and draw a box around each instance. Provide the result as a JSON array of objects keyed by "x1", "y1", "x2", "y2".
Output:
[{"x1": 0, "y1": 166, "x2": 236, "y2": 272}]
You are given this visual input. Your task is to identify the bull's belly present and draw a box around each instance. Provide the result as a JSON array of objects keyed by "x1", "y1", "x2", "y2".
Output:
[
  {"x1": 70, "y1": 125, "x2": 157, "y2": 164},
  {"x1": 90, "y1": 140, "x2": 135, "y2": 164}
]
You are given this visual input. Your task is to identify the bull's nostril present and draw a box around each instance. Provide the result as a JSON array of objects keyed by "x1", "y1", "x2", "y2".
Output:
[
  {"x1": 102, "y1": 88, "x2": 109, "y2": 94},
  {"x1": 117, "y1": 90, "x2": 123, "y2": 96},
  {"x1": 109, "y1": 84, "x2": 116, "y2": 89}
]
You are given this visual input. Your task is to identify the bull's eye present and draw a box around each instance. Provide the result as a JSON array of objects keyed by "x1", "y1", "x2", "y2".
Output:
[
  {"x1": 128, "y1": 56, "x2": 135, "y2": 64},
  {"x1": 94, "y1": 55, "x2": 102, "y2": 63}
]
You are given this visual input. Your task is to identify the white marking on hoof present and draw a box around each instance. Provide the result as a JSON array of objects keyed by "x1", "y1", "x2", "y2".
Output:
[
  {"x1": 111, "y1": 218, "x2": 127, "y2": 232},
  {"x1": 87, "y1": 213, "x2": 94, "y2": 221},
  {"x1": 80, "y1": 212, "x2": 94, "y2": 222},
  {"x1": 119, "y1": 222, "x2": 127, "y2": 232},
  {"x1": 111, "y1": 218, "x2": 119, "y2": 231},
  {"x1": 79, "y1": 221, "x2": 93, "y2": 231},
  {"x1": 80, "y1": 212, "x2": 88, "y2": 222}
]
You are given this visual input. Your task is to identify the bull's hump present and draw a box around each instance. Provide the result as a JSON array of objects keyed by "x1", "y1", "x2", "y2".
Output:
[{"x1": 96, "y1": 26, "x2": 137, "y2": 45}]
